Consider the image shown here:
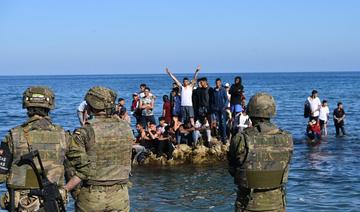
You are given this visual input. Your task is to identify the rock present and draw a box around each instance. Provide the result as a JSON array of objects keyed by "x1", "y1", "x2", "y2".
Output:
[
  {"x1": 136, "y1": 142, "x2": 229, "y2": 166},
  {"x1": 192, "y1": 145, "x2": 208, "y2": 164}
]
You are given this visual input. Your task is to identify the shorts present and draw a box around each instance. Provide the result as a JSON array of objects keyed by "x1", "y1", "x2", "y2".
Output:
[
  {"x1": 231, "y1": 104, "x2": 243, "y2": 114},
  {"x1": 181, "y1": 106, "x2": 194, "y2": 122},
  {"x1": 172, "y1": 107, "x2": 181, "y2": 117}
]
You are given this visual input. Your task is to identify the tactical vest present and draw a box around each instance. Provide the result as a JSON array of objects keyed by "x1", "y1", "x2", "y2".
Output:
[
  {"x1": 86, "y1": 117, "x2": 132, "y2": 184},
  {"x1": 7, "y1": 122, "x2": 67, "y2": 189},
  {"x1": 235, "y1": 124, "x2": 293, "y2": 189}
]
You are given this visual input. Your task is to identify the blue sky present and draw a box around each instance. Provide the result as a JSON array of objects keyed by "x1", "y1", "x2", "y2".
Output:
[{"x1": 0, "y1": 1, "x2": 359, "y2": 75}]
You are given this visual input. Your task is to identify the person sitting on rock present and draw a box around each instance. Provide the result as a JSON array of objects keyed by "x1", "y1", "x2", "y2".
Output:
[
  {"x1": 178, "y1": 121, "x2": 195, "y2": 146},
  {"x1": 193, "y1": 117, "x2": 212, "y2": 147},
  {"x1": 136, "y1": 123, "x2": 156, "y2": 152},
  {"x1": 155, "y1": 117, "x2": 174, "y2": 160},
  {"x1": 147, "y1": 122, "x2": 159, "y2": 153},
  {"x1": 132, "y1": 127, "x2": 148, "y2": 165}
]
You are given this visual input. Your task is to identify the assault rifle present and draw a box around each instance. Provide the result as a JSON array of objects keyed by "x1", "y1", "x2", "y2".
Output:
[{"x1": 16, "y1": 150, "x2": 66, "y2": 212}]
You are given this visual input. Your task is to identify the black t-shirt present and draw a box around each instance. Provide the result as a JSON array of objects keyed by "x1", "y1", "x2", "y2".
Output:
[
  {"x1": 333, "y1": 108, "x2": 345, "y2": 124},
  {"x1": 230, "y1": 84, "x2": 244, "y2": 105},
  {"x1": 197, "y1": 87, "x2": 210, "y2": 108}
]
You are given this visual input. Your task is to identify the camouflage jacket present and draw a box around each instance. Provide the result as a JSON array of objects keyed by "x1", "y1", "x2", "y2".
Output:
[
  {"x1": 228, "y1": 121, "x2": 293, "y2": 188},
  {"x1": 0, "y1": 115, "x2": 69, "y2": 187},
  {"x1": 66, "y1": 115, "x2": 133, "y2": 185}
]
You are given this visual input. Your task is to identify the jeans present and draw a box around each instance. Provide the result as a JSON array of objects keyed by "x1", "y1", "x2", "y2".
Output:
[
  {"x1": 213, "y1": 110, "x2": 228, "y2": 143},
  {"x1": 193, "y1": 130, "x2": 211, "y2": 146},
  {"x1": 334, "y1": 122, "x2": 346, "y2": 136}
]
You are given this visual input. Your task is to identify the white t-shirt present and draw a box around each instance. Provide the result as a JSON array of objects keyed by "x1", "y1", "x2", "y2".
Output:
[
  {"x1": 181, "y1": 85, "x2": 193, "y2": 107},
  {"x1": 319, "y1": 106, "x2": 329, "y2": 122},
  {"x1": 307, "y1": 97, "x2": 321, "y2": 117},
  {"x1": 238, "y1": 114, "x2": 252, "y2": 128},
  {"x1": 77, "y1": 101, "x2": 87, "y2": 112},
  {"x1": 139, "y1": 92, "x2": 153, "y2": 98},
  {"x1": 227, "y1": 92, "x2": 231, "y2": 108}
]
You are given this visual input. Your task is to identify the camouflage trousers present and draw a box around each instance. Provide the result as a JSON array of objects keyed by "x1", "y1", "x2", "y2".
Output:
[
  {"x1": 235, "y1": 187, "x2": 286, "y2": 212},
  {"x1": 76, "y1": 184, "x2": 129, "y2": 212}
]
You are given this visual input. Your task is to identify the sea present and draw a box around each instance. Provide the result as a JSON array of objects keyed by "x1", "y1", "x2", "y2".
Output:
[{"x1": 0, "y1": 72, "x2": 359, "y2": 211}]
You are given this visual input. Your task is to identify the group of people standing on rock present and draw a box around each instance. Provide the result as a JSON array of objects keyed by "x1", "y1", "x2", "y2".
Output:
[
  {"x1": 305, "y1": 89, "x2": 346, "y2": 142},
  {"x1": 0, "y1": 86, "x2": 133, "y2": 211},
  {"x1": 0, "y1": 69, "x2": 295, "y2": 212},
  {"x1": 103, "y1": 66, "x2": 253, "y2": 164}
]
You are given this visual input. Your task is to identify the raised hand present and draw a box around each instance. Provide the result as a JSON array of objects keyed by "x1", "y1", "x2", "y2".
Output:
[{"x1": 196, "y1": 65, "x2": 201, "y2": 72}]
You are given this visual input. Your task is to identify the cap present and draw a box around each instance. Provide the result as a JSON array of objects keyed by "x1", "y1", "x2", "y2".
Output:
[
  {"x1": 224, "y1": 83, "x2": 230, "y2": 88},
  {"x1": 133, "y1": 93, "x2": 138, "y2": 96}
]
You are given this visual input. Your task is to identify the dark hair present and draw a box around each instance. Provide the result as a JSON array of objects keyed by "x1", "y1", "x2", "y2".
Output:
[
  {"x1": 337, "y1": 102, "x2": 343, "y2": 106},
  {"x1": 215, "y1": 78, "x2": 221, "y2": 82},
  {"x1": 27, "y1": 107, "x2": 50, "y2": 117},
  {"x1": 140, "y1": 83, "x2": 147, "y2": 88},
  {"x1": 235, "y1": 76, "x2": 242, "y2": 84},
  {"x1": 200, "y1": 77, "x2": 208, "y2": 82},
  {"x1": 118, "y1": 98, "x2": 124, "y2": 103},
  {"x1": 158, "y1": 117, "x2": 165, "y2": 122},
  {"x1": 322, "y1": 100, "x2": 327, "y2": 104},
  {"x1": 312, "y1": 90, "x2": 318, "y2": 95},
  {"x1": 172, "y1": 87, "x2": 179, "y2": 93},
  {"x1": 145, "y1": 87, "x2": 151, "y2": 91},
  {"x1": 183, "y1": 77, "x2": 189, "y2": 81},
  {"x1": 163, "y1": 95, "x2": 169, "y2": 102}
]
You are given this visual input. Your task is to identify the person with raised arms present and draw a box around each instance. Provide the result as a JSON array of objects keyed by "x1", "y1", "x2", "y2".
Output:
[{"x1": 165, "y1": 65, "x2": 201, "y2": 127}]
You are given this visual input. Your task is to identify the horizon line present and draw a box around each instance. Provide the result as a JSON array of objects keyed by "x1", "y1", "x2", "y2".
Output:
[{"x1": 0, "y1": 70, "x2": 358, "y2": 77}]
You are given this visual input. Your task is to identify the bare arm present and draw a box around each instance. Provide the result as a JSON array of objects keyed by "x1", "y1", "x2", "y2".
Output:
[
  {"x1": 64, "y1": 175, "x2": 81, "y2": 192},
  {"x1": 165, "y1": 68, "x2": 182, "y2": 87},
  {"x1": 191, "y1": 65, "x2": 201, "y2": 87}
]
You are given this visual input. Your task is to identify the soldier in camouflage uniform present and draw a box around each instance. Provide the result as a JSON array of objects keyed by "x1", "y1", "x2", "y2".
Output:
[
  {"x1": 64, "y1": 86, "x2": 133, "y2": 212},
  {"x1": 0, "y1": 86, "x2": 68, "y2": 211},
  {"x1": 228, "y1": 93, "x2": 293, "y2": 212}
]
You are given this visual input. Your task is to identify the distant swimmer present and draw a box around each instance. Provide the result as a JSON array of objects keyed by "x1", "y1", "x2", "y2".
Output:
[{"x1": 228, "y1": 93, "x2": 293, "y2": 212}]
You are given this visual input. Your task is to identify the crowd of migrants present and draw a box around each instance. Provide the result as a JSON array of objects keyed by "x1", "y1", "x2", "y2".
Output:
[
  {"x1": 304, "y1": 89, "x2": 346, "y2": 143},
  {"x1": 77, "y1": 68, "x2": 251, "y2": 164}
]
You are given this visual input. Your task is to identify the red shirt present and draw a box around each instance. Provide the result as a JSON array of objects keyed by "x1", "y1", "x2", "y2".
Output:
[
  {"x1": 163, "y1": 101, "x2": 172, "y2": 124},
  {"x1": 310, "y1": 122, "x2": 321, "y2": 134}
]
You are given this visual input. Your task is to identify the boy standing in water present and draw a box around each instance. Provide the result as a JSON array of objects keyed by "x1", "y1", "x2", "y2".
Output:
[
  {"x1": 307, "y1": 90, "x2": 321, "y2": 121},
  {"x1": 333, "y1": 102, "x2": 346, "y2": 136},
  {"x1": 319, "y1": 100, "x2": 330, "y2": 136}
]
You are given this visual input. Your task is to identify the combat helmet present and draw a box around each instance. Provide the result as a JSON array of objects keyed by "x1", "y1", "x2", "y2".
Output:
[
  {"x1": 85, "y1": 86, "x2": 117, "y2": 110},
  {"x1": 23, "y1": 86, "x2": 55, "y2": 109},
  {"x1": 247, "y1": 92, "x2": 276, "y2": 118}
]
